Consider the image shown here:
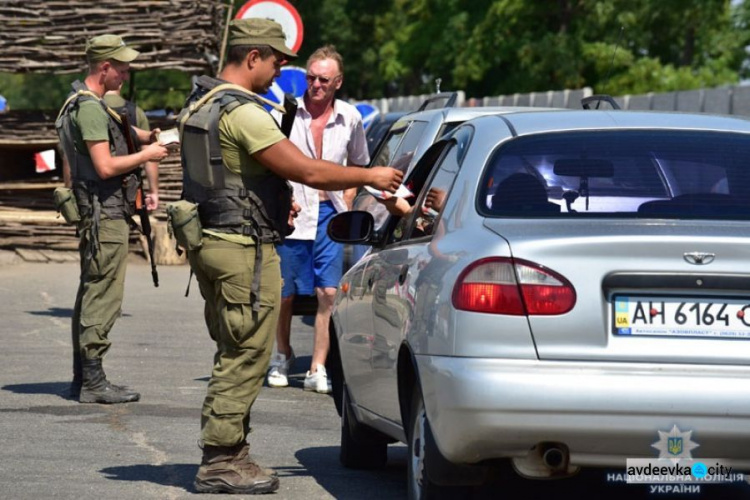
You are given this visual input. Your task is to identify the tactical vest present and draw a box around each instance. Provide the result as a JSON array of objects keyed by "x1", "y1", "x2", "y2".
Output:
[
  {"x1": 109, "y1": 99, "x2": 137, "y2": 128},
  {"x1": 178, "y1": 75, "x2": 292, "y2": 244},
  {"x1": 55, "y1": 80, "x2": 138, "y2": 221}
]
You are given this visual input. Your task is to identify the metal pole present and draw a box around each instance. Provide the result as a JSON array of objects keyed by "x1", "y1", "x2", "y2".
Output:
[{"x1": 217, "y1": 0, "x2": 235, "y2": 75}]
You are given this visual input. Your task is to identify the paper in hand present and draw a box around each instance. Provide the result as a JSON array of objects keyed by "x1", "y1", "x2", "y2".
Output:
[
  {"x1": 158, "y1": 128, "x2": 180, "y2": 146},
  {"x1": 364, "y1": 184, "x2": 414, "y2": 200}
]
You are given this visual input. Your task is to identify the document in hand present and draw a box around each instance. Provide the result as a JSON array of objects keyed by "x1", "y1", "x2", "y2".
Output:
[
  {"x1": 364, "y1": 184, "x2": 414, "y2": 201},
  {"x1": 158, "y1": 128, "x2": 180, "y2": 147}
]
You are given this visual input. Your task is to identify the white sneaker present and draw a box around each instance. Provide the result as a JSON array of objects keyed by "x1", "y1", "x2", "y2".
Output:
[
  {"x1": 267, "y1": 350, "x2": 295, "y2": 388},
  {"x1": 304, "y1": 364, "x2": 332, "y2": 394}
]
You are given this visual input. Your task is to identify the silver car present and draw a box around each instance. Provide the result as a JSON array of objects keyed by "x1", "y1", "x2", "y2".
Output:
[{"x1": 326, "y1": 108, "x2": 750, "y2": 498}]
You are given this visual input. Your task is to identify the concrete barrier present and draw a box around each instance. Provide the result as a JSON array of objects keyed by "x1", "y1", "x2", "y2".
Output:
[
  {"x1": 550, "y1": 90, "x2": 566, "y2": 108},
  {"x1": 566, "y1": 89, "x2": 589, "y2": 109},
  {"x1": 730, "y1": 86, "x2": 750, "y2": 116},
  {"x1": 530, "y1": 91, "x2": 548, "y2": 107},
  {"x1": 676, "y1": 90, "x2": 703, "y2": 112},
  {"x1": 651, "y1": 92, "x2": 677, "y2": 111},
  {"x1": 625, "y1": 93, "x2": 652, "y2": 110},
  {"x1": 704, "y1": 88, "x2": 731, "y2": 115}
]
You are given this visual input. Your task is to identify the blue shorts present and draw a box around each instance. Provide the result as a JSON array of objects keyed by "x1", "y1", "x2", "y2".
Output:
[{"x1": 278, "y1": 201, "x2": 343, "y2": 298}]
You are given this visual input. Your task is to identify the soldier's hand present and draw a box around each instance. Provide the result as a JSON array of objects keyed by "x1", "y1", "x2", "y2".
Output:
[
  {"x1": 144, "y1": 142, "x2": 169, "y2": 162},
  {"x1": 287, "y1": 199, "x2": 301, "y2": 229},
  {"x1": 145, "y1": 193, "x2": 159, "y2": 211},
  {"x1": 369, "y1": 167, "x2": 403, "y2": 193},
  {"x1": 149, "y1": 128, "x2": 161, "y2": 144}
]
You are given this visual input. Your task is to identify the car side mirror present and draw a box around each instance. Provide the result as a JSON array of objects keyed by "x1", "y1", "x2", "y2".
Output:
[{"x1": 327, "y1": 211, "x2": 375, "y2": 244}]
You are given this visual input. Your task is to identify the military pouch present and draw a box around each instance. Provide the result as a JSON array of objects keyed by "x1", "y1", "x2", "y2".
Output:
[
  {"x1": 166, "y1": 200, "x2": 203, "y2": 251},
  {"x1": 122, "y1": 172, "x2": 139, "y2": 205},
  {"x1": 53, "y1": 187, "x2": 81, "y2": 224}
]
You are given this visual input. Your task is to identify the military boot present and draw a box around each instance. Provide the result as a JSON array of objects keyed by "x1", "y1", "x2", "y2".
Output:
[
  {"x1": 79, "y1": 358, "x2": 140, "y2": 404},
  {"x1": 233, "y1": 442, "x2": 277, "y2": 478},
  {"x1": 69, "y1": 322, "x2": 83, "y2": 398},
  {"x1": 194, "y1": 443, "x2": 279, "y2": 494}
]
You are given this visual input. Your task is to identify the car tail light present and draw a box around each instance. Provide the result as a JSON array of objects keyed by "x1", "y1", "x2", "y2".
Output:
[{"x1": 452, "y1": 257, "x2": 576, "y2": 315}]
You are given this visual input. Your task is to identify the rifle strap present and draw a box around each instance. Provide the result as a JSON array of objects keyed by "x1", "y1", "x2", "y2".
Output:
[
  {"x1": 178, "y1": 83, "x2": 285, "y2": 136},
  {"x1": 184, "y1": 268, "x2": 194, "y2": 298},
  {"x1": 57, "y1": 89, "x2": 124, "y2": 124}
]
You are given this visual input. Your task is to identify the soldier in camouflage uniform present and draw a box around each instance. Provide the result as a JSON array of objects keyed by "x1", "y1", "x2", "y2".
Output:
[
  {"x1": 177, "y1": 18, "x2": 402, "y2": 495},
  {"x1": 56, "y1": 34, "x2": 168, "y2": 404}
]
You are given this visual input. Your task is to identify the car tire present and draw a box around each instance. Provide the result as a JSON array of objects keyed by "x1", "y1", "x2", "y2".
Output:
[
  {"x1": 339, "y1": 384, "x2": 389, "y2": 469},
  {"x1": 407, "y1": 387, "x2": 474, "y2": 500}
]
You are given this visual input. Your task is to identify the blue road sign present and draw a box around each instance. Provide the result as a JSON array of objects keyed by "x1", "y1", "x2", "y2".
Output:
[
  {"x1": 260, "y1": 66, "x2": 307, "y2": 110},
  {"x1": 355, "y1": 102, "x2": 380, "y2": 130}
]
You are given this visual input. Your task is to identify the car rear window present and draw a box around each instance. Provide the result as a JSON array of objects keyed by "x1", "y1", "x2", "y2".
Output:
[{"x1": 478, "y1": 130, "x2": 750, "y2": 220}]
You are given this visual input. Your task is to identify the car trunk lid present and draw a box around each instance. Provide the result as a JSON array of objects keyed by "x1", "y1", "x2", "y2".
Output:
[{"x1": 483, "y1": 218, "x2": 750, "y2": 365}]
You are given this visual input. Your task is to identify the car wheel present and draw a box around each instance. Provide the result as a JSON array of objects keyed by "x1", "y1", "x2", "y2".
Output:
[
  {"x1": 407, "y1": 387, "x2": 473, "y2": 500},
  {"x1": 339, "y1": 383, "x2": 388, "y2": 469}
]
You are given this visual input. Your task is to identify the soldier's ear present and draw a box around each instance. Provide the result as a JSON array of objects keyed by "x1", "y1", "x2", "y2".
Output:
[{"x1": 246, "y1": 49, "x2": 261, "y2": 69}]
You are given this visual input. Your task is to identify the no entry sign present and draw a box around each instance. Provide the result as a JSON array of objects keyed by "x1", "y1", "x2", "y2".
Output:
[{"x1": 236, "y1": 0, "x2": 304, "y2": 53}]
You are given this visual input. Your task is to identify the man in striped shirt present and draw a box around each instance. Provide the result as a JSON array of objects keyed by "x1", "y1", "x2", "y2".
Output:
[{"x1": 269, "y1": 45, "x2": 370, "y2": 393}]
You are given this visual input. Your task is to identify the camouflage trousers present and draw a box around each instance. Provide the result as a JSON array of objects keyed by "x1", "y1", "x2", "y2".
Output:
[
  {"x1": 189, "y1": 236, "x2": 281, "y2": 447},
  {"x1": 72, "y1": 216, "x2": 129, "y2": 361}
]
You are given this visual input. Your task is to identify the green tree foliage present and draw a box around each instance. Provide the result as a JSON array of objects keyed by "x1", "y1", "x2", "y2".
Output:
[
  {"x1": 0, "y1": 72, "x2": 76, "y2": 111},
  {"x1": 0, "y1": 69, "x2": 191, "y2": 112},
  {"x1": 377, "y1": 0, "x2": 749, "y2": 97},
  {"x1": 293, "y1": 0, "x2": 393, "y2": 98}
]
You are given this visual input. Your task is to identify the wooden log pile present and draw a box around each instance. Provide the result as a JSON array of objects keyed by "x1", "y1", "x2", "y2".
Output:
[
  {"x1": 0, "y1": 179, "x2": 144, "y2": 258},
  {"x1": 0, "y1": 0, "x2": 220, "y2": 262},
  {"x1": 0, "y1": 0, "x2": 227, "y2": 74},
  {"x1": 0, "y1": 110, "x2": 59, "y2": 146},
  {"x1": 0, "y1": 143, "x2": 185, "y2": 263}
]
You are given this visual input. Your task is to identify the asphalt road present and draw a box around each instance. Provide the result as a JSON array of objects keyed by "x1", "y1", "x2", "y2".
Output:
[{"x1": 1, "y1": 256, "x2": 748, "y2": 500}]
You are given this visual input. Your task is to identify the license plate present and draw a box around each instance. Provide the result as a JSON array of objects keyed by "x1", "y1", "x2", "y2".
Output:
[{"x1": 613, "y1": 296, "x2": 750, "y2": 339}]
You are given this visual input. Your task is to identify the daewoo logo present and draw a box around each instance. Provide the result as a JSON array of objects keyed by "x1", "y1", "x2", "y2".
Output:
[{"x1": 683, "y1": 252, "x2": 715, "y2": 265}]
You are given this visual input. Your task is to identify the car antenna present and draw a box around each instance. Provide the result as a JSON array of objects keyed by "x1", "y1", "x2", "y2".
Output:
[{"x1": 581, "y1": 26, "x2": 623, "y2": 110}]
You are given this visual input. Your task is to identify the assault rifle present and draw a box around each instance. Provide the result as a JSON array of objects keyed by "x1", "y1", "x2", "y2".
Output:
[{"x1": 119, "y1": 112, "x2": 159, "y2": 287}]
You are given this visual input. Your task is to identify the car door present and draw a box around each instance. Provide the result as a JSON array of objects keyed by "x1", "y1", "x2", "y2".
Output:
[
  {"x1": 360, "y1": 129, "x2": 473, "y2": 423},
  {"x1": 337, "y1": 250, "x2": 380, "y2": 395}
]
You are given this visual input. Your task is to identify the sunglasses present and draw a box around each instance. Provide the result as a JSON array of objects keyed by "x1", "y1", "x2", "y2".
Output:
[{"x1": 305, "y1": 74, "x2": 339, "y2": 85}]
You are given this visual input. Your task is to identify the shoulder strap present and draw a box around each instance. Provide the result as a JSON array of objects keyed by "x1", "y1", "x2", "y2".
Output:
[
  {"x1": 179, "y1": 83, "x2": 285, "y2": 131},
  {"x1": 56, "y1": 87, "x2": 123, "y2": 125}
]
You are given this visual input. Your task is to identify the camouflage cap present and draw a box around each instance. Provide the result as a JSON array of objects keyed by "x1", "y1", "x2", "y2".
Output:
[
  {"x1": 85, "y1": 34, "x2": 140, "y2": 63},
  {"x1": 228, "y1": 18, "x2": 298, "y2": 60}
]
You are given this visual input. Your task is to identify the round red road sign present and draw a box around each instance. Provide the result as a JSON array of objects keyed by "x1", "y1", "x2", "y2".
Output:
[{"x1": 235, "y1": 0, "x2": 304, "y2": 53}]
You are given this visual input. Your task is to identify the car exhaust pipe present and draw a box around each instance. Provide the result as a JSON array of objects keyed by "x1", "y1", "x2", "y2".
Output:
[
  {"x1": 513, "y1": 442, "x2": 577, "y2": 479},
  {"x1": 542, "y1": 446, "x2": 566, "y2": 470}
]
